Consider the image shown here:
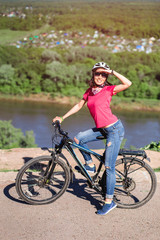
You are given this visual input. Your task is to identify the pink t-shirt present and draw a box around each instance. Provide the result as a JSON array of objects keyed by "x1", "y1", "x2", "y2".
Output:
[{"x1": 83, "y1": 86, "x2": 118, "y2": 128}]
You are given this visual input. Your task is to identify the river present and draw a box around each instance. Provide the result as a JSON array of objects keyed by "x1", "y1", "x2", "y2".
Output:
[{"x1": 0, "y1": 99, "x2": 160, "y2": 149}]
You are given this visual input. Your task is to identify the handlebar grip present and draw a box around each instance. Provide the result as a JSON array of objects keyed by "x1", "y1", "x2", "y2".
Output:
[
  {"x1": 52, "y1": 121, "x2": 68, "y2": 136},
  {"x1": 52, "y1": 120, "x2": 60, "y2": 129}
]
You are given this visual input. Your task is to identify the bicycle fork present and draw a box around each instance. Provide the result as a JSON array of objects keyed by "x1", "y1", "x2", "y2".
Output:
[{"x1": 42, "y1": 154, "x2": 58, "y2": 184}]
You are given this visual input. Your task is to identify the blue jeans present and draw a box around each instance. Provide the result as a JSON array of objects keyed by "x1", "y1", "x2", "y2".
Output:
[{"x1": 75, "y1": 120, "x2": 125, "y2": 199}]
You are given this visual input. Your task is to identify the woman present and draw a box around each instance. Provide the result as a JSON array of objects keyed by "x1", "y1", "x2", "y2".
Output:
[{"x1": 53, "y1": 62, "x2": 132, "y2": 215}]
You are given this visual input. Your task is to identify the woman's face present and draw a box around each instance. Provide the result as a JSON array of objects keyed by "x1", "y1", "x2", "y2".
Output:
[{"x1": 93, "y1": 68, "x2": 108, "y2": 86}]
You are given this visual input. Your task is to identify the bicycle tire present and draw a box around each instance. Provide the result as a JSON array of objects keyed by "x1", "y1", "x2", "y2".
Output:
[
  {"x1": 100, "y1": 157, "x2": 157, "y2": 209},
  {"x1": 16, "y1": 155, "x2": 70, "y2": 205}
]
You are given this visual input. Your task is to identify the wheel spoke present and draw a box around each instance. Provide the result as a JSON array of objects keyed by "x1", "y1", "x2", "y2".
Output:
[
  {"x1": 114, "y1": 158, "x2": 156, "y2": 208},
  {"x1": 16, "y1": 156, "x2": 70, "y2": 204}
]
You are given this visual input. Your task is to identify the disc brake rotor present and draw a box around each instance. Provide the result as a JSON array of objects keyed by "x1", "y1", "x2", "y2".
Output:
[{"x1": 123, "y1": 178, "x2": 136, "y2": 191}]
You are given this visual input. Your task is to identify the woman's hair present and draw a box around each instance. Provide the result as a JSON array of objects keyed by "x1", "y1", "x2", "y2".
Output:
[{"x1": 89, "y1": 72, "x2": 112, "y2": 87}]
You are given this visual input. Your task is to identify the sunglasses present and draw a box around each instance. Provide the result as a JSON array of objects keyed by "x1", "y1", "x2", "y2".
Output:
[{"x1": 94, "y1": 72, "x2": 108, "y2": 78}]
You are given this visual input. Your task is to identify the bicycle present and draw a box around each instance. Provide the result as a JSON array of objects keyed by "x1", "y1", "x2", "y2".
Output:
[{"x1": 16, "y1": 121, "x2": 157, "y2": 209}]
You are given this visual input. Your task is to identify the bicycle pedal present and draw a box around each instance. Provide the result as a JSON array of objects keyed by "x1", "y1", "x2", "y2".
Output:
[
  {"x1": 25, "y1": 190, "x2": 33, "y2": 197},
  {"x1": 25, "y1": 190, "x2": 39, "y2": 198}
]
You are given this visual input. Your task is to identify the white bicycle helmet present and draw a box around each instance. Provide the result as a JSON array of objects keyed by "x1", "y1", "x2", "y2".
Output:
[{"x1": 92, "y1": 62, "x2": 110, "y2": 71}]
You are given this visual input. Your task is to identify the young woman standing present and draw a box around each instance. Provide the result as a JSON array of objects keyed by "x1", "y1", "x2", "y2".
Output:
[{"x1": 53, "y1": 62, "x2": 132, "y2": 215}]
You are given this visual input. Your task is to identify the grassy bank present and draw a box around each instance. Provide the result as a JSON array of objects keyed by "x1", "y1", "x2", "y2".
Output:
[
  {"x1": 0, "y1": 93, "x2": 160, "y2": 112},
  {"x1": 0, "y1": 25, "x2": 51, "y2": 45},
  {"x1": 111, "y1": 97, "x2": 160, "y2": 112}
]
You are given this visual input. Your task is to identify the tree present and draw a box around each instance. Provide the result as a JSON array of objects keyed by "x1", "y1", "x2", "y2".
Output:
[
  {"x1": 46, "y1": 61, "x2": 75, "y2": 85},
  {"x1": 0, "y1": 64, "x2": 15, "y2": 85},
  {"x1": 41, "y1": 49, "x2": 62, "y2": 63},
  {"x1": 0, "y1": 64, "x2": 16, "y2": 94}
]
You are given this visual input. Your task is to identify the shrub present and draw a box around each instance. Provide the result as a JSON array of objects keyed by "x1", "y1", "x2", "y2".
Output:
[
  {"x1": 143, "y1": 141, "x2": 160, "y2": 152},
  {"x1": 0, "y1": 120, "x2": 37, "y2": 149}
]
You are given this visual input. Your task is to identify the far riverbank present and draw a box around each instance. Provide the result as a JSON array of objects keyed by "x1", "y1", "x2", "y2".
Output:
[{"x1": 0, "y1": 93, "x2": 160, "y2": 112}]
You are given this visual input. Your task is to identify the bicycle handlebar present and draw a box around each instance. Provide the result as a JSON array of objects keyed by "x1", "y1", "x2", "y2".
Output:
[{"x1": 52, "y1": 121, "x2": 68, "y2": 137}]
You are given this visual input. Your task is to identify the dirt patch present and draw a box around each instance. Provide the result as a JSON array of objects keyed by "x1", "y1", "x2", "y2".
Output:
[
  {"x1": 1, "y1": 147, "x2": 160, "y2": 186},
  {"x1": 0, "y1": 147, "x2": 159, "y2": 170},
  {"x1": 0, "y1": 148, "x2": 160, "y2": 240}
]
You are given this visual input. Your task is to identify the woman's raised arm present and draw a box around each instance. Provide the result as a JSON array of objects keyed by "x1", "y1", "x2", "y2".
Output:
[{"x1": 112, "y1": 70, "x2": 132, "y2": 94}]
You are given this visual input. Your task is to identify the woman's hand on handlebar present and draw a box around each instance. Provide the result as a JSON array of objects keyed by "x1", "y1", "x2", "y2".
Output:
[{"x1": 52, "y1": 116, "x2": 63, "y2": 124}]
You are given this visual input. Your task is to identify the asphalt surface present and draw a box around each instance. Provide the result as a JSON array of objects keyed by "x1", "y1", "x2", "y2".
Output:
[{"x1": 0, "y1": 172, "x2": 160, "y2": 240}]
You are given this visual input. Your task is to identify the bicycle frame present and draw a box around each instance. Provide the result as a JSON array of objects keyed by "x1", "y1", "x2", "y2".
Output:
[
  {"x1": 55, "y1": 139, "x2": 105, "y2": 193},
  {"x1": 64, "y1": 142, "x2": 127, "y2": 189},
  {"x1": 15, "y1": 121, "x2": 156, "y2": 208},
  {"x1": 52, "y1": 121, "x2": 150, "y2": 195}
]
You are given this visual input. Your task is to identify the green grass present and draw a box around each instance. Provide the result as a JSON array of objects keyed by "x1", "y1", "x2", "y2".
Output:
[
  {"x1": 0, "y1": 169, "x2": 18, "y2": 172},
  {"x1": 0, "y1": 29, "x2": 29, "y2": 44},
  {"x1": 0, "y1": 24, "x2": 52, "y2": 45},
  {"x1": 154, "y1": 167, "x2": 160, "y2": 172}
]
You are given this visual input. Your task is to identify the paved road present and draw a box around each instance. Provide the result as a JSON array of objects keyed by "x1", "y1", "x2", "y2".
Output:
[{"x1": 0, "y1": 172, "x2": 160, "y2": 240}]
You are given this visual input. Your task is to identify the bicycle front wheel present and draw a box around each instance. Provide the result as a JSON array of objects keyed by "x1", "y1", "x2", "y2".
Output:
[
  {"x1": 114, "y1": 158, "x2": 157, "y2": 209},
  {"x1": 16, "y1": 155, "x2": 70, "y2": 205}
]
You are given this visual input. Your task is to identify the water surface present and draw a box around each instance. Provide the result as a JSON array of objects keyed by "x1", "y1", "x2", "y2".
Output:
[{"x1": 0, "y1": 99, "x2": 159, "y2": 149}]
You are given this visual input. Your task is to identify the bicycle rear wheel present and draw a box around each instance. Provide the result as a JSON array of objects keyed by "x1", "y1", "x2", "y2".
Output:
[
  {"x1": 114, "y1": 158, "x2": 157, "y2": 209},
  {"x1": 16, "y1": 155, "x2": 70, "y2": 205}
]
